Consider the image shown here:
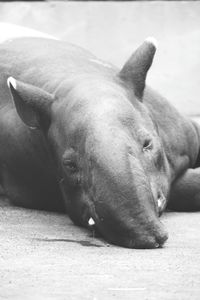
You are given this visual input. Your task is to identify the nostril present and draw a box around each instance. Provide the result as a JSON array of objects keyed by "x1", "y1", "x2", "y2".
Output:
[
  {"x1": 155, "y1": 230, "x2": 169, "y2": 248},
  {"x1": 130, "y1": 226, "x2": 168, "y2": 249}
]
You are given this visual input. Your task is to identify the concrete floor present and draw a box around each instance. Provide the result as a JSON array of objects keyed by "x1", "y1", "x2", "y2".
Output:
[{"x1": 0, "y1": 198, "x2": 200, "y2": 300}]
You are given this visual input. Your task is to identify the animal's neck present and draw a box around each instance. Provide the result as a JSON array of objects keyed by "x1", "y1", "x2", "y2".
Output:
[{"x1": 189, "y1": 120, "x2": 200, "y2": 168}]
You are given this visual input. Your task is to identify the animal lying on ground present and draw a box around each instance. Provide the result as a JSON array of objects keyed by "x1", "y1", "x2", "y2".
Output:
[{"x1": 0, "y1": 37, "x2": 199, "y2": 249}]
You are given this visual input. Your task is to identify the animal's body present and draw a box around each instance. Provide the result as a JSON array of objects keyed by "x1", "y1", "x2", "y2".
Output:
[{"x1": 0, "y1": 37, "x2": 200, "y2": 248}]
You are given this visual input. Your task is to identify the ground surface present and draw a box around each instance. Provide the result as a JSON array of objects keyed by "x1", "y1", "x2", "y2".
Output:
[{"x1": 0, "y1": 198, "x2": 200, "y2": 300}]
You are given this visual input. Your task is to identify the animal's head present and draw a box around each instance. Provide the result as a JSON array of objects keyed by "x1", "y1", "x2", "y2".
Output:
[{"x1": 7, "y1": 38, "x2": 170, "y2": 248}]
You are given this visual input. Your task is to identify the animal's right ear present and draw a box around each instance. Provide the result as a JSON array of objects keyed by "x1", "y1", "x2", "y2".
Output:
[
  {"x1": 119, "y1": 37, "x2": 157, "y2": 100},
  {"x1": 7, "y1": 77, "x2": 54, "y2": 131}
]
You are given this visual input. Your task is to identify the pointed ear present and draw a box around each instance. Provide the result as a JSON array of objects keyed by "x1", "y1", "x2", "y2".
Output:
[
  {"x1": 7, "y1": 77, "x2": 54, "y2": 131},
  {"x1": 119, "y1": 37, "x2": 157, "y2": 100}
]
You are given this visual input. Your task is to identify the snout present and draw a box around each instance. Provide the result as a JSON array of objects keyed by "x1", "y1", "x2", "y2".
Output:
[
  {"x1": 88, "y1": 207, "x2": 168, "y2": 249},
  {"x1": 96, "y1": 219, "x2": 168, "y2": 249},
  {"x1": 127, "y1": 223, "x2": 168, "y2": 249},
  {"x1": 86, "y1": 186, "x2": 168, "y2": 249},
  {"x1": 88, "y1": 186, "x2": 169, "y2": 249}
]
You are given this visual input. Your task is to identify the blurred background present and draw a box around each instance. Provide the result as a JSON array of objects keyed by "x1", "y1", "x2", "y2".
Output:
[{"x1": 0, "y1": 1, "x2": 199, "y2": 115}]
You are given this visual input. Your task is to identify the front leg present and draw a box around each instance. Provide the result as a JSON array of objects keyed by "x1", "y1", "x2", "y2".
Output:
[{"x1": 168, "y1": 168, "x2": 200, "y2": 211}]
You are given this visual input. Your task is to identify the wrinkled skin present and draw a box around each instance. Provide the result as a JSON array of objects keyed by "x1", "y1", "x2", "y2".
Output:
[{"x1": 0, "y1": 38, "x2": 200, "y2": 249}]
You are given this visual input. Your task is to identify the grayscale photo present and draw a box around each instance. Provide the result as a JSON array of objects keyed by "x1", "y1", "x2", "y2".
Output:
[{"x1": 0, "y1": 0, "x2": 200, "y2": 299}]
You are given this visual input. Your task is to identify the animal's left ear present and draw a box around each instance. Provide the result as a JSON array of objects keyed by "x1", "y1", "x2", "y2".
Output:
[
  {"x1": 7, "y1": 77, "x2": 54, "y2": 131},
  {"x1": 119, "y1": 37, "x2": 157, "y2": 100}
]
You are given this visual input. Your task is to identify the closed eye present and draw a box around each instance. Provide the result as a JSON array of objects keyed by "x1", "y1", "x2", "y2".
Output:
[
  {"x1": 63, "y1": 160, "x2": 78, "y2": 173},
  {"x1": 143, "y1": 139, "x2": 153, "y2": 152}
]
